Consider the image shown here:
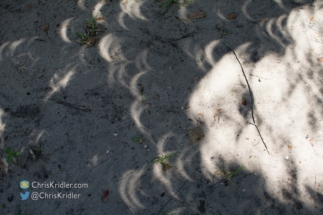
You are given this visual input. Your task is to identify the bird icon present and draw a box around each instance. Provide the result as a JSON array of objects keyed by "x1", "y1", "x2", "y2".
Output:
[{"x1": 20, "y1": 191, "x2": 30, "y2": 200}]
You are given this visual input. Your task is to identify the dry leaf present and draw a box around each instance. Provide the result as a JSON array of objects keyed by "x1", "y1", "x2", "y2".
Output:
[
  {"x1": 241, "y1": 98, "x2": 247, "y2": 106},
  {"x1": 27, "y1": 4, "x2": 33, "y2": 9},
  {"x1": 227, "y1": 13, "x2": 237, "y2": 20},
  {"x1": 309, "y1": 138, "x2": 314, "y2": 143},
  {"x1": 187, "y1": 12, "x2": 207, "y2": 19},
  {"x1": 312, "y1": 33, "x2": 321, "y2": 38},
  {"x1": 102, "y1": 190, "x2": 109, "y2": 202},
  {"x1": 140, "y1": 85, "x2": 144, "y2": 95},
  {"x1": 186, "y1": 126, "x2": 205, "y2": 144},
  {"x1": 288, "y1": 145, "x2": 292, "y2": 149},
  {"x1": 96, "y1": 17, "x2": 105, "y2": 21},
  {"x1": 197, "y1": 113, "x2": 204, "y2": 118},
  {"x1": 87, "y1": 37, "x2": 98, "y2": 45},
  {"x1": 156, "y1": 94, "x2": 160, "y2": 100},
  {"x1": 261, "y1": 18, "x2": 267, "y2": 22},
  {"x1": 310, "y1": 17, "x2": 314, "y2": 21},
  {"x1": 162, "y1": 163, "x2": 172, "y2": 171},
  {"x1": 318, "y1": 57, "x2": 323, "y2": 62},
  {"x1": 39, "y1": 24, "x2": 50, "y2": 33}
]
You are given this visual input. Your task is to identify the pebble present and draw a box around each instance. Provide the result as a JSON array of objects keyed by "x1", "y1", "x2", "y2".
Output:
[{"x1": 114, "y1": 132, "x2": 118, "y2": 137}]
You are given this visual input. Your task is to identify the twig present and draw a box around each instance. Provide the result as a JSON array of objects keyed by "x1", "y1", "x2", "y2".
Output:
[
  {"x1": 221, "y1": 40, "x2": 269, "y2": 154},
  {"x1": 221, "y1": 40, "x2": 255, "y2": 124},
  {"x1": 34, "y1": 21, "x2": 38, "y2": 36},
  {"x1": 49, "y1": 98, "x2": 90, "y2": 112},
  {"x1": 249, "y1": 74, "x2": 272, "y2": 80},
  {"x1": 247, "y1": 122, "x2": 270, "y2": 154}
]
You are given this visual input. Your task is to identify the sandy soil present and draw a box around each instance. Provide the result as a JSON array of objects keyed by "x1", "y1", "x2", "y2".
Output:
[{"x1": 0, "y1": 0, "x2": 323, "y2": 214}]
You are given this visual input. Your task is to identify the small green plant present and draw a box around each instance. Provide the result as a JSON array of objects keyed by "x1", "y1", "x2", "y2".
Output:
[
  {"x1": 156, "y1": 0, "x2": 192, "y2": 16},
  {"x1": 150, "y1": 152, "x2": 179, "y2": 171},
  {"x1": 161, "y1": 210, "x2": 168, "y2": 215},
  {"x1": 214, "y1": 165, "x2": 245, "y2": 185},
  {"x1": 83, "y1": 17, "x2": 98, "y2": 36},
  {"x1": 76, "y1": 32, "x2": 91, "y2": 45},
  {"x1": 29, "y1": 146, "x2": 42, "y2": 160},
  {"x1": 76, "y1": 15, "x2": 104, "y2": 45},
  {"x1": 131, "y1": 136, "x2": 145, "y2": 144},
  {"x1": 215, "y1": 25, "x2": 228, "y2": 35},
  {"x1": 141, "y1": 95, "x2": 146, "y2": 105},
  {"x1": 139, "y1": 85, "x2": 146, "y2": 106},
  {"x1": 161, "y1": 209, "x2": 177, "y2": 215},
  {"x1": 5, "y1": 147, "x2": 20, "y2": 163},
  {"x1": 30, "y1": 146, "x2": 41, "y2": 156}
]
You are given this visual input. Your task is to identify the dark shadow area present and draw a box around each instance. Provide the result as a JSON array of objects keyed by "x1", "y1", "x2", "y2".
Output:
[{"x1": 0, "y1": 0, "x2": 322, "y2": 214}]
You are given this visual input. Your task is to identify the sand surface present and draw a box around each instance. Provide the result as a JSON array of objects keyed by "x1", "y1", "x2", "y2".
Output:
[{"x1": 1, "y1": 0, "x2": 323, "y2": 214}]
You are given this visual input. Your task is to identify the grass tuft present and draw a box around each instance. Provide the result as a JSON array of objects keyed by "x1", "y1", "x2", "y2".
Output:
[
  {"x1": 150, "y1": 152, "x2": 179, "y2": 171},
  {"x1": 214, "y1": 165, "x2": 245, "y2": 185},
  {"x1": 76, "y1": 16, "x2": 105, "y2": 45},
  {"x1": 5, "y1": 147, "x2": 20, "y2": 163}
]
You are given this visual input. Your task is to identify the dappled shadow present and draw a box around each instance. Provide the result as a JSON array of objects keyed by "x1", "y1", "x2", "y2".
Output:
[{"x1": 0, "y1": 0, "x2": 323, "y2": 214}]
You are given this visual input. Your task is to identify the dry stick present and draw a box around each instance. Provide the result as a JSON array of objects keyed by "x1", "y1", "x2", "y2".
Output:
[
  {"x1": 49, "y1": 98, "x2": 90, "y2": 112},
  {"x1": 249, "y1": 74, "x2": 271, "y2": 80},
  {"x1": 247, "y1": 122, "x2": 269, "y2": 154},
  {"x1": 221, "y1": 40, "x2": 255, "y2": 124},
  {"x1": 221, "y1": 40, "x2": 270, "y2": 154}
]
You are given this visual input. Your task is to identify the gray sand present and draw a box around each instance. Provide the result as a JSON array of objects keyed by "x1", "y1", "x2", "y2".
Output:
[{"x1": 0, "y1": 0, "x2": 323, "y2": 214}]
